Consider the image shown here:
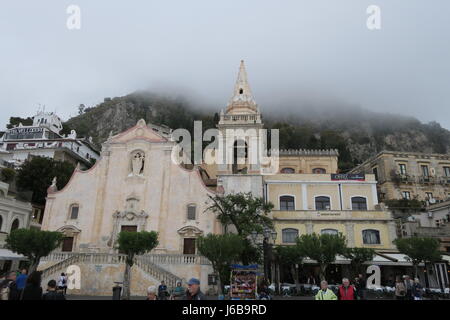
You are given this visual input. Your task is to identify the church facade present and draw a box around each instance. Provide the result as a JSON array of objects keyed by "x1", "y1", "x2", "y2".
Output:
[
  {"x1": 40, "y1": 61, "x2": 397, "y2": 294},
  {"x1": 42, "y1": 119, "x2": 222, "y2": 255}
]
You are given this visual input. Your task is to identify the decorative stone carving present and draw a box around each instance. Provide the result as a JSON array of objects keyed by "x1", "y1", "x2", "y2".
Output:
[
  {"x1": 177, "y1": 225, "x2": 204, "y2": 238},
  {"x1": 107, "y1": 209, "x2": 148, "y2": 248}
]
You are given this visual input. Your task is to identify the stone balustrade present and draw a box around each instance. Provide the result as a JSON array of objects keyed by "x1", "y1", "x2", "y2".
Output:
[
  {"x1": 42, "y1": 252, "x2": 211, "y2": 265},
  {"x1": 39, "y1": 252, "x2": 211, "y2": 288}
]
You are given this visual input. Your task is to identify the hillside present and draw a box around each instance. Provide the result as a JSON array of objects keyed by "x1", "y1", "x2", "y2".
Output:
[{"x1": 62, "y1": 90, "x2": 450, "y2": 171}]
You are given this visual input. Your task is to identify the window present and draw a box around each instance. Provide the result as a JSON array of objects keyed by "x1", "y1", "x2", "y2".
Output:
[
  {"x1": 362, "y1": 229, "x2": 380, "y2": 245},
  {"x1": 187, "y1": 205, "x2": 196, "y2": 220},
  {"x1": 312, "y1": 168, "x2": 326, "y2": 174},
  {"x1": 351, "y1": 197, "x2": 367, "y2": 210},
  {"x1": 315, "y1": 196, "x2": 331, "y2": 210},
  {"x1": 372, "y1": 167, "x2": 379, "y2": 181},
  {"x1": 10, "y1": 219, "x2": 19, "y2": 231},
  {"x1": 282, "y1": 228, "x2": 299, "y2": 243},
  {"x1": 402, "y1": 191, "x2": 411, "y2": 200},
  {"x1": 69, "y1": 205, "x2": 79, "y2": 220},
  {"x1": 0, "y1": 215, "x2": 3, "y2": 231},
  {"x1": 280, "y1": 196, "x2": 295, "y2": 211},
  {"x1": 444, "y1": 167, "x2": 450, "y2": 177},
  {"x1": 280, "y1": 167, "x2": 295, "y2": 174},
  {"x1": 398, "y1": 164, "x2": 407, "y2": 175},
  {"x1": 321, "y1": 229, "x2": 338, "y2": 235},
  {"x1": 421, "y1": 165, "x2": 429, "y2": 177}
]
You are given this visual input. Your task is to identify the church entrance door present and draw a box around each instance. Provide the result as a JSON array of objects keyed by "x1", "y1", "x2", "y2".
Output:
[
  {"x1": 62, "y1": 237, "x2": 74, "y2": 252},
  {"x1": 121, "y1": 225, "x2": 137, "y2": 232},
  {"x1": 183, "y1": 238, "x2": 196, "y2": 254}
]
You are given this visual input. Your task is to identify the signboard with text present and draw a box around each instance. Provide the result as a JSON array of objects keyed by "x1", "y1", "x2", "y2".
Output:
[{"x1": 331, "y1": 173, "x2": 365, "y2": 181}]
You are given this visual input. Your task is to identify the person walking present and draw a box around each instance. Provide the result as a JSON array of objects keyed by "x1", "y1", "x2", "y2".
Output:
[
  {"x1": 146, "y1": 286, "x2": 158, "y2": 300},
  {"x1": 315, "y1": 280, "x2": 337, "y2": 300},
  {"x1": 403, "y1": 275, "x2": 414, "y2": 300},
  {"x1": 337, "y1": 278, "x2": 356, "y2": 300},
  {"x1": 57, "y1": 273, "x2": 67, "y2": 295},
  {"x1": 354, "y1": 274, "x2": 366, "y2": 300},
  {"x1": 22, "y1": 271, "x2": 43, "y2": 300},
  {"x1": 172, "y1": 281, "x2": 184, "y2": 300},
  {"x1": 0, "y1": 271, "x2": 19, "y2": 300},
  {"x1": 15, "y1": 269, "x2": 28, "y2": 296},
  {"x1": 412, "y1": 278, "x2": 423, "y2": 300},
  {"x1": 158, "y1": 280, "x2": 168, "y2": 300},
  {"x1": 395, "y1": 276, "x2": 406, "y2": 300},
  {"x1": 43, "y1": 280, "x2": 66, "y2": 300},
  {"x1": 184, "y1": 278, "x2": 207, "y2": 300}
]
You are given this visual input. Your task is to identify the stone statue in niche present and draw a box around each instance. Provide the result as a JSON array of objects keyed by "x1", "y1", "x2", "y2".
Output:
[{"x1": 131, "y1": 152, "x2": 145, "y2": 176}]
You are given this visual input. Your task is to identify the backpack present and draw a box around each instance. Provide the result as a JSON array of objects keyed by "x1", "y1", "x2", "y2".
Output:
[{"x1": 62, "y1": 277, "x2": 67, "y2": 285}]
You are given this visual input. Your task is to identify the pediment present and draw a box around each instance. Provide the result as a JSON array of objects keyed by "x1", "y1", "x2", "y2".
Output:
[
  {"x1": 177, "y1": 225, "x2": 204, "y2": 237},
  {"x1": 109, "y1": 119, "x2": 168, "y2": 144}
]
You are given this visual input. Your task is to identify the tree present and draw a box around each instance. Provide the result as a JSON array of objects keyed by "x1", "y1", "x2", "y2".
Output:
[
  {"x1": 206, "y1": 193, "x2": 273, "y2": 237},
  {"x1": 117, "y1": 231, "x2": 159, "y2": 300},
  {"x1": 7, "y1": 117, "x2": 33, "y2": 129},
  {"x1": 344, "y1": 247, "x2": 375, "y2": 277},
  {"x1": 6, "y1": 229, "x2": 63, "y2": 274},
  {"x1": 205, "y1": 192, "x2": 274, "y2": 264},
  {"x1": 296, "y1": 233, "x2": 347, "y2": 281},
  {"x1": 394, "y1": 237, "x2": 442, "y2": 277},
  {"x1": 275, "y1": 245, "x2": 304, "y2": 291},
  {"x1": 197, "y1": 234, "x2": 244, "y2": 295},
  {"x1": 16, "y1": 157, "x2": 75, "y2": 204},
  {"x1": 0, "y1": 168, "x2": 16, "y2": 183}
]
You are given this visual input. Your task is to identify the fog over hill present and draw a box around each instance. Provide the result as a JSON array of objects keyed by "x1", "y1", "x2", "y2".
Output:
[{"x1": 61, "y1": 90, "x2": 450, "y2": 172}]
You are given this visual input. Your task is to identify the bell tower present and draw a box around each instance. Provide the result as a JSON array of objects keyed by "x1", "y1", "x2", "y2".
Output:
[{"x1": 217, "y1": 60, "x2": 264, "y2": 175}]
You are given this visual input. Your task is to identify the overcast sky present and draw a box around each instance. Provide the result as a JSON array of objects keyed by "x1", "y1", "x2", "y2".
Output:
[{"x1": 1, "y1": 0, "x2": 449, "y2": 130}]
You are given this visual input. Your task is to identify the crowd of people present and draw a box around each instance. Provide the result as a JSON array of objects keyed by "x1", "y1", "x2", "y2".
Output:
[
  {"x1": 1, "y1": 269, "x2": 425, "y2": 301},
  {"x1": 146, "y1": 278, "x2": 207, "y2": 300},
  {"x1": 0, "y1": 269, "x2": 67, "y2": 300},
  {"x1": 314, "y1": 274, "x2": 425, "y2": 300}
]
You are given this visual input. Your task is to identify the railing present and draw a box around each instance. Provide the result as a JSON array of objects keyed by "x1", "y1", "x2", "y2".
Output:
[
  {"x1": 40, "y1": 252, "x2": 210, "y2": 287},
  {"x1": 40, "y1": 254, "x2": 80, "y2": 280},
  {"x1": 141, "y1": 253, "x2": 211, "y2": 265},
  {"x1": 134, "y1": 255, "x2": 181, "y2": 288}
]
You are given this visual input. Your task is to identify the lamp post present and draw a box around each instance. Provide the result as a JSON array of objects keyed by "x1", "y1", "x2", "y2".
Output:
[{"x1": 250, "y1": 228, "x2": 277, "y2": 284}]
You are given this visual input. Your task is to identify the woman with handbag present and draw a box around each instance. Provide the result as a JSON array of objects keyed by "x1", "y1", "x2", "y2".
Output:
[{"x1": 395, "y1": 276, "x2": 406, "y2": 300}]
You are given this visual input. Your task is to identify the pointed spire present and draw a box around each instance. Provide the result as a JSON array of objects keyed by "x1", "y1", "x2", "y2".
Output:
[{"x1": 226, "y1": 60, "x2": 258, "y2": 114}]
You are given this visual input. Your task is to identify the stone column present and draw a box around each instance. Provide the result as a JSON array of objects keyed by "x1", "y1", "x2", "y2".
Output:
[
  {"x1": 305, "y1": 222, "x2": 313, "y2": 234},
  {"x1": 387, "y1": 221, "x2": 397, "y2": 248},
  {"x1": 10, "y1": 260, "x2": 20, "y2": 272},
  {"x1": 345, "y1": 222, "x2": 355, "y2": 247},
  {"x1": 301, "y1": 184, "x2": 308, "y2": 210}
]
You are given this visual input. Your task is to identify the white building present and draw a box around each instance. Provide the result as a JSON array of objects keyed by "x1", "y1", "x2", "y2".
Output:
[
  {"x1": 0, "y1": 111, "x2": 100, "y2": 169},
  {"x1": 0, "y1": 181, "x2": 32, "y2": 274}
]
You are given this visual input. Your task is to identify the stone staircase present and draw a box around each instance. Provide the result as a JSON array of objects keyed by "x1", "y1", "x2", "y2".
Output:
[{"x1": 38, "y1": 252, "x2": 207, "y2": 295}]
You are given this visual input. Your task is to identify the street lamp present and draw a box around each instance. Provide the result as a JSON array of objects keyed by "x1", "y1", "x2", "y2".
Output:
[{"x1": 250, "y1": 228, "x2": 277, "y2": 284}]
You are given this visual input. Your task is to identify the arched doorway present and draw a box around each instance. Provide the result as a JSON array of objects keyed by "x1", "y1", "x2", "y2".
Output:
[
  {"x1": 10, "y1": 219, "x2": 20, "y2": 231},
  {"x1": 233, "y1": 140, "x2": 248, "y2": 174}
]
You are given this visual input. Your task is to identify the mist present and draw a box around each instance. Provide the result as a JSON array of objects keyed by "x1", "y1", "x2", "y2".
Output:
[{"x1": 0, "y1": 0, "x2": 449, "y2": 130}]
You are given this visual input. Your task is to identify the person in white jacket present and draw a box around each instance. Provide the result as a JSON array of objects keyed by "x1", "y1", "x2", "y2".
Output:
[{"x1": 57, "y1": 273, "x2": 67, "y2": 295}]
